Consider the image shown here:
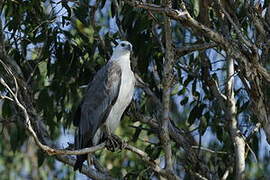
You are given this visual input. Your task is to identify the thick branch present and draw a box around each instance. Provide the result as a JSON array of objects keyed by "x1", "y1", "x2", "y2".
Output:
[
  {"x1": 226, "y1": 58, "x2": 245, "y2": 180},
  {"x1": 160, "y1": 0, "x2": 174, "y2": 173}
]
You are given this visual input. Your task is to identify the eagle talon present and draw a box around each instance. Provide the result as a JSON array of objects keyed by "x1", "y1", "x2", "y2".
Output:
[
  {"x1": 120, "y1": 140, "x2": 127, "y2": 149},
  {"x1": 105, "y1": 134, "x2": 122, "y2": 152}
]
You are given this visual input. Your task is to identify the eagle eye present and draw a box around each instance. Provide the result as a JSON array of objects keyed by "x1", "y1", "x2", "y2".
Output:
[{"x1": 120, "y1": 43, "x2": 125, "y2": 47}]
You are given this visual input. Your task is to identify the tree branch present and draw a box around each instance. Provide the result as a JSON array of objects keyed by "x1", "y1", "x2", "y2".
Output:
[
  {"x1": 175, "y1": 42, "x2": 217, "y2": 57},
  {"x1": 225, "y1": 58, "x2": 245, "y2": 180},
  {"x1": 160, "y1": 0, "x2": 174, "y2": 173}
]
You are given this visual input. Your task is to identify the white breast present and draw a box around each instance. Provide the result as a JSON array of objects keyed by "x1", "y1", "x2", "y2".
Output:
[
  {"x1": 92, "y1": 66, "x2": 134, "y2": 145},
  {"x1": 106, "y1": 62, "x2": 135, "y2": 133}
]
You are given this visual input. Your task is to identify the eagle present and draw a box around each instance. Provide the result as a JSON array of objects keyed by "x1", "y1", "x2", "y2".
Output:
[{"x1": 73, "y1": 41, "x2": 135, "y2": 171}]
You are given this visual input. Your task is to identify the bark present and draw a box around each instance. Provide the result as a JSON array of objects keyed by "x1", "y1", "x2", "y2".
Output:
[
  {"x1": 226, "y1": 58, "x2": 245, "y2": 180},
  {"x1": 160, "y1": 0, "x2": 174, "y2": 173}
]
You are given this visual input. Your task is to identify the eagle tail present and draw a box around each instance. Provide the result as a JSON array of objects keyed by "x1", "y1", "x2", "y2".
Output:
[{"x1": 74, "y1": 154, "x2": 87, "y2": 172}]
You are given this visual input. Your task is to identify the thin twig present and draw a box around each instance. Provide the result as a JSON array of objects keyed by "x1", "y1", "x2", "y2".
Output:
[
  {"x1": 221, "y1": 169, "x2": 230, "y2": 180},
  {"x1": 0, "y1": 94, "x2": 14, "y2": 101},
  {"x1": 194, "y1": 172, "x2": 208, "y2": 180},
  {"x1": 175, "y1": 42, "x2": 217, "y2": 57},
  {"x1": 191, "y1": 146, "x2": 228, "y2": 154}
]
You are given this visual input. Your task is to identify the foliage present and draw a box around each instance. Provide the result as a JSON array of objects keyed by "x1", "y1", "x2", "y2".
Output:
[{"x1": 0, "y1": 0, "x2": 270, "y2": 179}]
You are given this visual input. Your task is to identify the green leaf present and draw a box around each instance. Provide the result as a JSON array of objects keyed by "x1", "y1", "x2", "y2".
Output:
[
  {"x1": 199, "y1": 116, "x2": 208, "y2": 135},
  {"x1": 62, "y1": 1, "x2": 71, "y2": 18},
  {"x1": 37, "y1": 150, "x2": 45, "y2": 167},
  {"x1": 191, "y1": 0, "x2": 200, "y2": 16},
  {"x1": 204, "y1": 111, "x2": 210, "y2": 121},
  {"x1": 187, "y1": 104, "x2": 205, "y2": 125},
  {"x1": 1, "y1": 100, "x2": 12, "y2": 119},
  {"x1": 38, "y1": 61, "x2": 47, "y2": 80},
  {"x1": 10, "y1": 124, "x2": 26, "y2": 152},
  {"x1": 239, "y1": 101, "x2": 249, "y2": 113},
  {"x1": 171, "y1": 85, "x2": 179, "y2": 96},
  {"x1": 132, "y1": 125, "x2": 142, "y2": 142},
  {"x1": 192, "y1": 79, "x2": 197, "y2": 95},
  {"x1": 37, "y1": 89, "x2": 50, "y2": 110},
  {"x1": 111, "y1": 0, "x2": 116, "y2": 17},
  {"x1": 178, "y1": 87, "x2": 186, "y2": 95},
  {"x1": 145, "y1": 145, "x2": 161, "y2": 160},
  {"x1": 183, "y1": 75, "x2": 193, "y2": 87},
  {"x1": 101, "y1": 0, "x2": 107, "y2": 8},
  {"x1": 180, "y1": 96, "x2": 189, "y2": 105}
]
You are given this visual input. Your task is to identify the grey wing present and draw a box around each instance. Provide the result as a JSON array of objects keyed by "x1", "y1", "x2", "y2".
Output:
[{"x1": 75, "y1": 62, "x2": 122, "y2": 149}]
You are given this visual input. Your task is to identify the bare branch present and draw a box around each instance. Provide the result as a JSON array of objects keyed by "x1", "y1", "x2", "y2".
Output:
[
  {"x1": 123, "y1": 0, "x2": 187, "y2": 17},
  {"x1": 0, "y1": 94, "x2": 14, "y2": 102},
  {"x1": 226, "y1": 58, "x2": 245, "y2": 180},
  {"x1": 175, "y1": 42, "x2": 217, "y2": 57},
  {"x1": 194, "y1": 172, "x2": 208, "y2": 180},
  {"x1": 221, "y1": 169, "x2": 230, "y2": 180},
  {"x1": 160, "y1": 0, "x2": 174, "y2": 173},
  {"x1": 191, "y1": 146, "x2": 228, "y2": 154}
]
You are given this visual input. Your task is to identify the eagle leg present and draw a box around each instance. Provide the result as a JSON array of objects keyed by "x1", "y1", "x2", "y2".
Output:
[
  {"x1": 105, "y1": 134, "x2": 123, "y2": 152},
  {"x1": 87, "y1": 154, "x2": 94, "y2": 166}
]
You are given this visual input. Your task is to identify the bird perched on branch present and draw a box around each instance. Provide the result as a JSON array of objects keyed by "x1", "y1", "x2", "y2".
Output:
[{"x1": 73, "y1": 41, "x2": 135, "y2": 172}]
